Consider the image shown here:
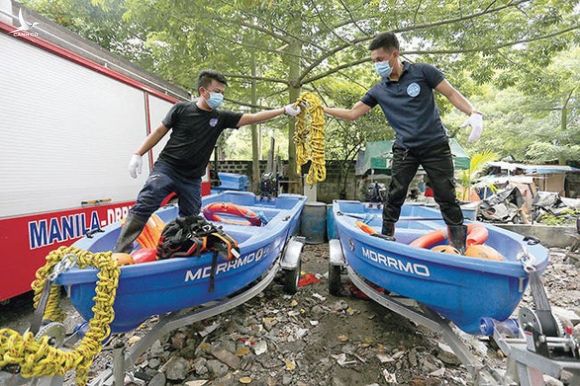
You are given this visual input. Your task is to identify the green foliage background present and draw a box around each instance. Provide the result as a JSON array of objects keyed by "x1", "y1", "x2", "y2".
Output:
[{"x1": 23, "y1": 0, "x2": 579, "y2": 168}]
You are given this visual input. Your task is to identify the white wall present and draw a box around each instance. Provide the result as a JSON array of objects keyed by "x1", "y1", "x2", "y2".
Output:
[{"x1": 0, "y1": 33, "x2": 152, "y2": 217}]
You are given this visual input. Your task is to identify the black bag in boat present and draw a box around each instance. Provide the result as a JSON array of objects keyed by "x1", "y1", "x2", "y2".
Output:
[{"x1": 157, "y1": 215, "x2": 240, "y2": 260}]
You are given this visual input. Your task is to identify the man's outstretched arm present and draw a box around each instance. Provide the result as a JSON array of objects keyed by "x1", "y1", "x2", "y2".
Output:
[
  {"x1": 237, "y1": 105, "x2": 300, "y2": 127},
  {"x1": 323, "y1": 101, "x2": 372, "y2": 122}
]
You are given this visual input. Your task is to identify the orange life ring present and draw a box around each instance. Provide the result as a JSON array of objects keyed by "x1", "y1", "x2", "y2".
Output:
[
  {"x1": 203, "y1": 202, "x2": 262, "y2": 226},
  {"x1": 410, "y1": 223, "x2": 488, "y2": 249}
]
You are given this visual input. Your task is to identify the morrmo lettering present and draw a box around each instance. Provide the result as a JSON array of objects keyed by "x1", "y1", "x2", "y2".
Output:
[
  {"x1": 185, "y1": 248, "x2": 265, "y2": 282},
  {"x1": 362, "y1": 247, "x2": 430, "y2": 277}
]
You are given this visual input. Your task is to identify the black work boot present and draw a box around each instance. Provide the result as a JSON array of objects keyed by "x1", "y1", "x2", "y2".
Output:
[
  {"x1": 114, "y1": 213, "x2": 148, "y2": 253},
  {"x1": 378, "y1": 221, "x2": 396, "y2": 241},
  {"x1": 447, "y1": 224, "x2": 468, "y2": 254}
]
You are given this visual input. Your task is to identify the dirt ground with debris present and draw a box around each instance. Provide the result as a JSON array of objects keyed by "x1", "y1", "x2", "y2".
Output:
[{"x1": 1, "y1": 246, "x2": 579, "y2": 386}]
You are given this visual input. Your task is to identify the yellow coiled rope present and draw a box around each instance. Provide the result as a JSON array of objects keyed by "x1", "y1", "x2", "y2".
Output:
[
  {"x1": 294, "y1": 92, "x2": 326, "y2": 185},
  {"x1": 0, "y1": 246, "x2": 120, "y2": 385}
]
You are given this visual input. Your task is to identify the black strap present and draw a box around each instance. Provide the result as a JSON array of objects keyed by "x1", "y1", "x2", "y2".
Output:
[{"x1": 209, "y1": 250, "x2": 218, "y2": 292}]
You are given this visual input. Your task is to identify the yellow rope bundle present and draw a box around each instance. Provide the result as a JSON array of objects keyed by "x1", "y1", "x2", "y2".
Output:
[
  {"x1": 0, "y1": 246, "x2": 120, "y2": 385},
  {"x1": 294, "y1": 92, "x2": 326, "y2": 185}
]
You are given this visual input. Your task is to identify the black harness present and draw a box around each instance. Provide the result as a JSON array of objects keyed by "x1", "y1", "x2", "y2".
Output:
[{"x1": 157, "y1": 216, "x2": 240, "y2": 291}]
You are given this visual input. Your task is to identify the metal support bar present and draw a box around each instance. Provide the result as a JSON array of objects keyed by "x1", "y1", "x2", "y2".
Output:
[
  {"x1": 112, "y1": 343, "x2": 125, "y2": 386},
  {"x1": 494, "y1": 332, "x2": 580, "y2": 385}
]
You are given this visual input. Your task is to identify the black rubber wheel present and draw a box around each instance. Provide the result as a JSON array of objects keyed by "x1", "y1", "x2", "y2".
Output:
[
  {"x1": 283, "y1": 257, "x2": 301, "y2": 294},
  {"x1": 328, "y1": 263, "x2": 342, "y2": 296}
]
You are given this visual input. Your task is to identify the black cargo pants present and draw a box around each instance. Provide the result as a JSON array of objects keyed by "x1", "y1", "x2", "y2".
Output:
[{"x1": 382, "y1": 141, "x2": 464, "y2": 226}]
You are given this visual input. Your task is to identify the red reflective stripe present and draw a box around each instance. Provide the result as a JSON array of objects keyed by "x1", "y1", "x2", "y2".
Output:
[
  {"x1": 0, "y1": 201, "x2": 135, "y2": 301},
  {"x1": 0, "y1": 21, "x2": 180, "y2": 104}
]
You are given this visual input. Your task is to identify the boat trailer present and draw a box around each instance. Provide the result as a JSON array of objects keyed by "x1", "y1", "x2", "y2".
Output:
[
  {"x1": 328, "y1": 239, "x2": 580, "y2": 386},
  {"x1": 0, "y1": 237, "x2": 305, "y2": 386}
]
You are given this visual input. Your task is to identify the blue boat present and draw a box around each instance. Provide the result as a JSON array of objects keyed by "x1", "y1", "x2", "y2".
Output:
[
  {"x1": 56, "y1": 192, "x2": 305, "y2": 333},
  {"x1": 331, "y1": 200, "x2": 549, "y2": 335}
]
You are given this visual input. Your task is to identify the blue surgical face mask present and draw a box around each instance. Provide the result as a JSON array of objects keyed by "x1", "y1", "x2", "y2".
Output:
[
  {"x1": 375, "y1": 60, "x2": 392, "y2": 78},
  {"x1": 206, "y1": 91, "x2": 224, "y2": 109}
]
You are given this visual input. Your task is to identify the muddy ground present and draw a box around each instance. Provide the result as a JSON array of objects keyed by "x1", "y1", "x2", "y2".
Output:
[{"x1": 1, "y1": 245, "x2": 579, "y2": 386}]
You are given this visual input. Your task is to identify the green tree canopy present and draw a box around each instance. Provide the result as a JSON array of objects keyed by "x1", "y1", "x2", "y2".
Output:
[{"x1": 24, "y1": 0, "x2": 580, "y2": 188}]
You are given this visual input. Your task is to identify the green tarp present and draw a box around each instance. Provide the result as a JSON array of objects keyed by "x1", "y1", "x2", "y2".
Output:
[{"x1": 355, "y1": 138, "x2": 470, "y2": 175}]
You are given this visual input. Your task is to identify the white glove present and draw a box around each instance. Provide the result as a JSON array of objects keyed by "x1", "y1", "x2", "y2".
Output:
[
  {"x1": 461, "y1": 112, "x2": 484, "y2": 143},
  {"x1": 128, "y1": 154, "x2": 143, "y2": 179},
  {"x1": 284, "y1": 104, "x2": 301, "y2": 117}
]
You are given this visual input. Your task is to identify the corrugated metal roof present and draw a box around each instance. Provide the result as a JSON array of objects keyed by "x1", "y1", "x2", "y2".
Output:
[{"x1": 487, "y1": 162, "x2": 580, "y2": 174}]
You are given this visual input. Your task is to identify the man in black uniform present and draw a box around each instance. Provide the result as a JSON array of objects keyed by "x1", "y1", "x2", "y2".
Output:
[
  {"x1": 323, "y1": 32, "x2": 484, "y2": 252},
  {"x1": 115, "y1": 70, "x2": 301, "y2": 253}
]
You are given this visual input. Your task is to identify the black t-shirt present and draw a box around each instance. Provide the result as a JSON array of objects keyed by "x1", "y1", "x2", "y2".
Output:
[
  {"x1": 158, "y1": 101, "x2": 242, "y2": 178},
  {"x1": 361, "y1": 61, "x2": 447, "y2": 149}
]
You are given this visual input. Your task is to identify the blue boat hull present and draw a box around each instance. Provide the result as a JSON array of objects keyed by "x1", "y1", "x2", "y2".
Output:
[
  {"x1": 57, "y1": 192, "x2": 305, "y2": 333},
  {"x1": 332, "y1": 201, "x2": 549, "y2": 335}
]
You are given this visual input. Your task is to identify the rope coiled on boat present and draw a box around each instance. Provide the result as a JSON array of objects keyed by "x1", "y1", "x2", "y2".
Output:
[
  {"x1": 294, "y1": 92, "x2": 326, "y2": 185},
  {"x1": 0, "y1": 246, "x2": 120, "y2": 385}
]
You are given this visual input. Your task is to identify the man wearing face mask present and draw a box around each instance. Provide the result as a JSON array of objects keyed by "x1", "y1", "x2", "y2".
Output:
[
  {"x1": 323, "y1": 32, "x2": 483, "y2": 253},
  {"x1": 114, "y1": 70, "x2": 301, "y2": 253}
]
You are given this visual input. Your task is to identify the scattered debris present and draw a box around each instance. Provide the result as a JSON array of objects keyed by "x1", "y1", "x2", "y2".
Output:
[
  {"x1": 185, "y1": 381, "x2": 208, "y2": 386},
  {"x1": 311, "y1": 293, "x2": 326, "y2": 301},
  {"x1": 382, "y1": 369, "x2": 397, "y2": 383},
  {"x1": 199, "y1": 322, "x2": 221, "y2": 337},
  {"x1": 376, "y1": 353, "x2": 394, "y2": 363},
  {"x1": 298, "y1": 273, "x2": 321, "y2": 287},
  {"x1": 164, "y1": 356, "x2": 189, "y2": 381},
  {"x1": 210, "y1": 347, "x2": 241, "y2": 369},
  {"x1": 436, "y1": 342, "x2": 461, "y2": 366},
  {"x1": 2, "y1": 244, "x2": 578, "y2": 386},
  {"x1": 253, "y1": 340, "x2": 268, "y2": 356},
  {"x1": 127, "y1": 335, "x2": 141, "y2": 345},
  {"x1": 331, "y1": 353, "x2": 356, "y2": 367},
  {"x1": 284, "y1": 359, "x2": 296, "y2": 371},
  {"x1": 429, "y1": 368, "x2": 445, "y2": 377}
]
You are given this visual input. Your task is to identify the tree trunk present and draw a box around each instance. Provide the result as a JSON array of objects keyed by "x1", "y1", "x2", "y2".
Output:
[
  {"x1": 286, "y1": 32, "x2": 302, "y2": 193},
  {"x1": 250, "y1": 41, "x2": 260, "y2": 192}
]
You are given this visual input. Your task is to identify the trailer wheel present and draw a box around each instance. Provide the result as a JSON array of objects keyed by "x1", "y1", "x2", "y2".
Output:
[
  {"x1": 328, "y1": 263, "x2": 342, "y2": 296},
  {"x1": 283, "y1": 256, "x2": 301, "y2": 295}
]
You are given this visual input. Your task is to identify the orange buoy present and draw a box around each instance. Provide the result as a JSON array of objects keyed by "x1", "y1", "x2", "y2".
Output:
[
  {"x1": 410, "y1": 223, "x2": 488, "y2": 249},
  {"x1": 466, "y1": 224, "x2": 489, "y2": 247},
  {"x1": 136, "y1": 214, "x2": 166, "y2": 249},
  {"x1": 112, "y1": 253, "x2": 134, "y2": 266},
  {"x1": 131, "y1": 248, "x2": 158, "y2": 264},
  {"x1": 464, "y1": 244, "x2": 504, "y2": 261},
  {"x1": 431, "y1": 245, "x2": 461, "y2": 255},
  {"x1": 355, "y1": 221, "x2": 377, "y2": 235},
  {"x1": 203, "y1": 202, "x2": 261, "y2": 226}
]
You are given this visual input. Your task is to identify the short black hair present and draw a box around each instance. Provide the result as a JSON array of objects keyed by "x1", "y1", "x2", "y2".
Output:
[
  {"x1": 197, "y1": 70, "x2": 228, "y2": 92},
  {"x1": 368, "y1": 32, "x2": 399, "y2": 52}
]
